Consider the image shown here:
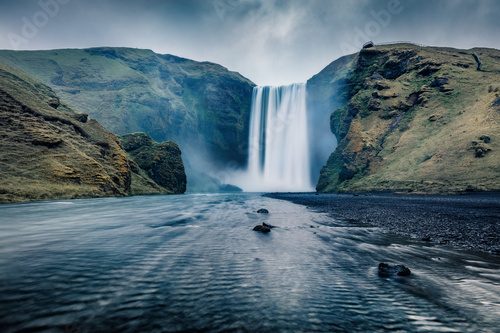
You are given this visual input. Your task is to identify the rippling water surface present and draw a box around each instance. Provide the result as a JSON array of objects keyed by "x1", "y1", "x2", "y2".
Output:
[{"x1": 0, "y1": 193, "x2": 499, "y2": 332}]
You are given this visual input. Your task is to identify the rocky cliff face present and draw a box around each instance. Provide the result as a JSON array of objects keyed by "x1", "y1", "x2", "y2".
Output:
[
  {"x1": 0, "y1": 64, "x2": 185, "y2": 202},
  {"x1": 0, "y1": 48, "x2": 255, "y2": 191},
  {"x1": 2, "y1": 44, "x2": 497, "y2": 195},
  {"x1": 306, "y1": 54, "x2": 356, "y2": 182},
  {"x1": 121, "y1": 133, "x2": 187, "y2": 194},
  {"x1": 316, "y1": 44, "x2": 500, "y2": 193}
]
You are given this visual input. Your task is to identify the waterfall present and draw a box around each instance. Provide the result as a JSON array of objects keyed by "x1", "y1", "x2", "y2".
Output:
[{"x1": 242, "y1": 83, "x2": 313, "y2": 192}]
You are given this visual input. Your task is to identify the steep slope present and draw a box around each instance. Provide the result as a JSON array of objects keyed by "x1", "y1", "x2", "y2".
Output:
[
  {"x1": 121, "y1": 133, "x2": 187, "y2": 194},
  {"x1": 316, "y1": 44, "x2": 500, "y2": 193},
  {"x1": 0, "y1": 48, "x2": 255, "y2": 190},
  {"x1": 306, "y1": 54, "x2": 356, "y2": 182},
  {"x1": 0, "y1": 64, "x2": 185, "y2": 202}
]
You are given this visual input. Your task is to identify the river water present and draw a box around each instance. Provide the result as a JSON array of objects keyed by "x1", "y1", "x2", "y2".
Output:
[{"x1": 0, "y1": 193, "x2": 498, "y2": 332}]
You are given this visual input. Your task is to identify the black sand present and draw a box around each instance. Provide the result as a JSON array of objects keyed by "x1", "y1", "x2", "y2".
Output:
[{"x1": 266, "y1": 192, "x2": 500, "y2": 254}]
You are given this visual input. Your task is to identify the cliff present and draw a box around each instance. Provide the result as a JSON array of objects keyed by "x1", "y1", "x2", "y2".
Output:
[
  {"x1": 121, "y1": 133, "x2": 187, "y2": 194},
  {"x1": 0, "y1": 64, "x2": 185, "y2": 202},
  {"x1": 316, "y1": 44, "x2": 500, "y2": 193},
  {"x1": 2, "y1": 44, "x2": 498, "y2": 195},
  {"x1": 0, "y1": 48, "x2": 255, "y2": 191}
]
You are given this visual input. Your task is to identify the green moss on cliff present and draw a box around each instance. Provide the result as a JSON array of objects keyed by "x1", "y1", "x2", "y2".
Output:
[
  {"x1": 317, "y1": 44, "x2": 500, "y2": 193},
  {"x1": 0, "y1": 63, "x2": 187, "y2": 202},
  {"x1": 0, "y1": 48, "x2": 255, "y2": 191},
  {"x1": 0, "y1": 63, "x2": 133, "y2": 202},
  {"x1": 121, "y1": 133, "x2": 187, "y2": 194}
]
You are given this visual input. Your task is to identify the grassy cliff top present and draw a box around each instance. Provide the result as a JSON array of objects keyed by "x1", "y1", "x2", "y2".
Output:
[{"x1": 317, "y1": 43, "x2": 500, "y2": 193}]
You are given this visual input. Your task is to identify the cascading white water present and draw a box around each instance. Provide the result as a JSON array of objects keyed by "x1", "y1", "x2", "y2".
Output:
[{"x1": 241, "y1": 83, "x2": 313, "y2": 192}]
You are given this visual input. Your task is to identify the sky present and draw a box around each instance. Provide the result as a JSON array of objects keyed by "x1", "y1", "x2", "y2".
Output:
[{"x1": 0, "y1": 0, "x2": 499, "y2": 85}]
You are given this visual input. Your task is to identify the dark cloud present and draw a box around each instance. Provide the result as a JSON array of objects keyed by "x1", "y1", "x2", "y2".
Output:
[{"x1": 0, "y1": 0, "x2": 499, "y2": 85}]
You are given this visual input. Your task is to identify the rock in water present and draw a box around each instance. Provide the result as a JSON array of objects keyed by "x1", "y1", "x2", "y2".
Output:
[
  {"x1": 395, "y1": 265, "x2": 412, "y2": 276},
  {"x1": 378, "y1": 263, "x2": 391, "y2": 276},
  {"x1": 378, "y1": 263, "x2": 411, "y2": 277},
  {"x1": 257, "y1": 208, "x2": 269, "y2": 214},
  {"x1": 253, "y1": 225, "x2": 271, "y2": 233}
]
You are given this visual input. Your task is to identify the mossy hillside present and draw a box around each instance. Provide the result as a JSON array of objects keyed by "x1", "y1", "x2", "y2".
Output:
[
  {"x1": 317, "y1": 44, "x2": 500, "y2": 193},
  {"x1": 121, "y1": 133, "x2": 187, "y2": 194},
  {"x1": 0, "y1": 63, "x2": 133, "y2": 202},
  {"x1": 0, "y1": 63, "x2": 188, "y2": 202},
  {"x1": 0, "y1": 48, "x2": 255, "y2": 174}
]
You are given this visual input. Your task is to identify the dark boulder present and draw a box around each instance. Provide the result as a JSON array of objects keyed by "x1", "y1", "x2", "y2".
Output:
[
  {"x1": 417, "y1": 65, "x2": 440, "y2": 76},
  {"x1": 381, "y1": 59, "x2": 408, "y2": 79},
  {"x1": 368, "y1": 99, "x2": 381, "y2": 111},
  {"x1": 374, "y1": 81, "x2": 390, "y2": 90},
  {"x1": 362, "y1": 41, "x2": 374, "y2": 49},
  {"x1": 253, "y1": 224, "x2": 271, "y2": 233},
  {"x1": 257, "y1": 208, "x2": 269, "y2": 214},
  {"x1": 430, "y1": 76, "x2": 448, "y2": 87},
  {"x1": 72, "y1": 113, "x2": 88, "y2": 123},
  {"x1": 492, "y1": 97, "x2": 500, "y2": 108},
  {"x1": 474, "y1": 146, "x2": 491, "y2": 158},
  {"x1": 430, "y1": 77, "x2": 453, "y2": 92},
  {"x1": 479, "y1": 135, "x2": 491, "y2": 144},
  {"x1": 380, "y1": 50, "x2": 417, "y2": 80},
  {"x1": 414, "y1": 60, "x2": 442, "y2": 76},
  {"x1": 406, "y1": 91, "x2": 424, "y2": 107},
  {"x1": 47, "y1": 97, "x2": 60, "y2": 109},
  {"x1": 378, "y1": 262, "x2": 411, "y2": 277}
]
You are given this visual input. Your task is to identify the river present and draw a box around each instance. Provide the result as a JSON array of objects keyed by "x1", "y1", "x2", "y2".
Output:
[{"x1": 0, "y1": 193, "x2": 498, "y2": 332}]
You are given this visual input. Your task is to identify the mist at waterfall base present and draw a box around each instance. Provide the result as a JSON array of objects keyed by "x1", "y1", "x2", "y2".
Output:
[{"x1": 228, "y1": 83, "x2": 336, "y2": 192}]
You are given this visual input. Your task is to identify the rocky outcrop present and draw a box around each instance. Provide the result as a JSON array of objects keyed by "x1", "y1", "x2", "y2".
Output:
[
  {"x1": 0, "y1": 64, "x2": 133, "y2": 202},
  {"x1": 253, "y1": 224, "x2": 271, "y2": 233},
  {"x1": 316, "y1": 44, "x2": 500, "y2": 193},
  {"x1": 378, "y1": 263, "x2": 411, "y2": 277},
  {"x1": 306, "y1": 54, "x2": 356, "y2": 181},
  {"x1": 0, "y1": 64, "x2": 186, "y2": 203},
  {"x1": 0, "y1": 48, "x2": 255, "y2": 192},
  {"x1": 121, "y1": 133, "x2": 186, "y2": 194}
]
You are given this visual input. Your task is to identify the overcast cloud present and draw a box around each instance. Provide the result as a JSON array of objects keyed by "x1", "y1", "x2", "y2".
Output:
[{"x1": 0, "y1": 0, "x2": 498, "y2": 85}]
